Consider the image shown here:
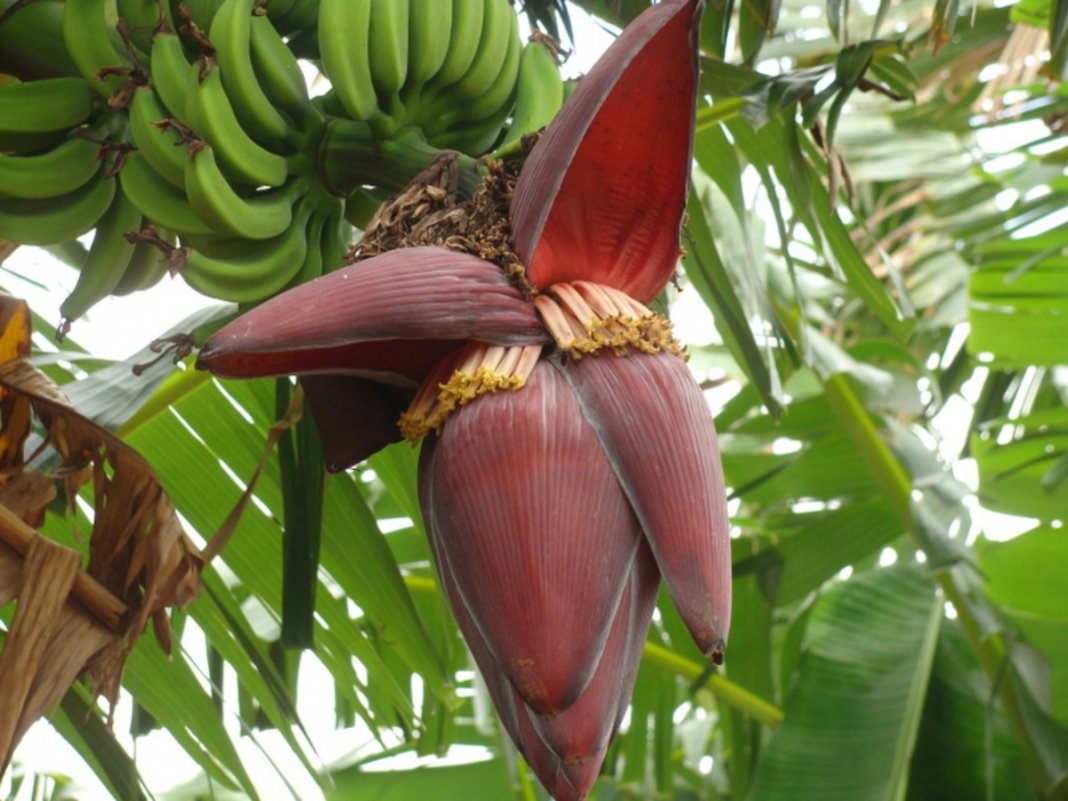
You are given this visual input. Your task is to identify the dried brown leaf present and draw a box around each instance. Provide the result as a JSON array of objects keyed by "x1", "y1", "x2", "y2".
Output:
[
  {"x1": 0, "y1": 294, "x2": 203, "y2": 774},
  {"x1": 0, "y1": 541, "x2": 21, "y2": 605},
  {"x1": 0, "y1": 535, "x2": 113, "y2": 775},
  {"x1": 0, "y1": 470, "x2": 56, "y2": 528}
]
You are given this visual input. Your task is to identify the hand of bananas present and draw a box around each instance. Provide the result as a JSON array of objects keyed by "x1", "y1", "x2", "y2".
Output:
[{"x1": 0, "y1": 0, "x2": 566, "y2": 321}]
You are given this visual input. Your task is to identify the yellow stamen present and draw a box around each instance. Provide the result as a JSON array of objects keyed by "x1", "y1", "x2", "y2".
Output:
[
  {"x1": 552, "y1": 282, "x2": 599, "y2": 325},
  {"x1": 573, "y1": 281, "x2": 624, "y2": 318},
  {"x1": 535, "y1": 281, "x2": 685, "y2": 359},
  {"x1": 398, "y1": 342, "x2": 544, "y2": 443}
]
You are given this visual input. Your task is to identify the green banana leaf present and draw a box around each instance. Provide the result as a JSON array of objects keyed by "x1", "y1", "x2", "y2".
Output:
[{"x1": 748, "y1": 564, "x2": 942, "y2": 801}]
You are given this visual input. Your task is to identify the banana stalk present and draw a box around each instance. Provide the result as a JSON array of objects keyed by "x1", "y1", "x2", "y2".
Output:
[{"x1": 316, "y1": 120, "x2": 480, "y2": 198}]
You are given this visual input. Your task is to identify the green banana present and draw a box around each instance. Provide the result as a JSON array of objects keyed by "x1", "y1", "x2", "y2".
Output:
[
  {"x1": 210, "y1": 0, "x2": 291, "y2": 149},
  {"x1": 439, "y1": 10, "x2": 520, "y2": 128},
  {"x1": 63, "y1": 0, "x2": 133, "y2": 98},
  {"x1": 178, "y1": 198, "x2": 312, "y2": 301},
  {"x1": 59, "y1": 186, "x2": 144, "y2": 322},
  {"x1": 270, "y1": 0, "x2": 318, "y2": 37},
  {"x1": 0, "y1": 0, "x2": 81, "y2": 80},
  {"x1": 319, "y1": 204, "x2": 348, "y2": 273},
  {"x1": 112, "y1": 226, "x2": 176, "y2": 295},
  {"x1": 260, "y1": 0, "x2": 299, "y2": 26},
  {"x1": 446, "y1": 0, "x2": 514, "y2": 102},
  {"x1": 432, "y1": 98, "x2": 512, "y2": 156},
  {"x1": 248, "y1": 13, "x2": 313, "y2": 121},
  {"x1": 170, "y1": 0, "x2": 221, "y2": 33},
  {"x1": 128, "y1": 86, "x2": 189, "y2": 187},
  {"x1": 343, "y1": 188, "x2": 381, "y2": 229},
  {"x1": 0, "y1": 133, "x2": 101, "y2": 199},
  {"x1": 317, "y1": 0, "x2": 376, "y2": 121},
  {"x1": 116, "y1": 0, "x2": 170, "y2": 54},
  {"x1": 0, "y1": 78, "x2": 96, "y2": 134},
  {"x1": 286, "y1": 210, "x2": 325, "y2": 289},
  {"x1": 368, "y1": 0, "x2": 408, "y2": 105},
  {"x1": 119, "y1": 150, "x2": 218, "y2": 236},
  {"x1": 499, "y1": 37, "x2": 564, "y2": 149},
  {"x1": 185, "y1": 64, "x2": 288, "y2": 186},
  {"x1": 431, "y1": 0, "x2": 484, "y2": 88},
  {"x1": 0, "y1": 169, "x2": 115, "y2": 245},
  {"x1": 405, "y1": 0, "x2": 452, "y2": 92},
  {"x1": 150, "y1": 32, "x2": 196, "y2": 117},
  {"x1": 184, "y1": 144, "x2": 302, "y2": 238}
]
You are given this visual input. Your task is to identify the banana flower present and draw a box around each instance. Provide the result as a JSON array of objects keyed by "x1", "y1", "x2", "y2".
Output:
[{"x1": 198, "y1": 1, "x2": 728, "y2": 797}]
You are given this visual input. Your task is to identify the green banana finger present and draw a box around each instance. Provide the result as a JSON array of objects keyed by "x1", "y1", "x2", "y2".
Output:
[
  {"x1": 343, "y1": 187, "x2": 381, "y2": 229},
  {"x1": 0, "y1": 0, "x2": 81, "y2": 80},
  {"x1": 170, "y1": 0, "x2": 221, "y2": 32},
  {"x1": 128, "y1": 86, "x2": 189, "y2": 187},
  {"x1": 317, "y1": 0, "x2": 376, "y2": 121},
  {"x1": 0, "y1": 133, "x2": 101, "y2": 199},
  {"x1": 405, "y1": 0, "x2": 452, "y2": 92},
  {"x1": 210, "y1": 0, "x2": 291, "y2": 148},
  {"x1": 261, "y1": 0, "x2": 299, "y2": 27},
  {"x1": 446, "y1": 0, "x2": 514, "y2": 102},
  {"x1": 0, "y1": 169, "x2": 115, "y2": 245},
  {"x1": 249, "y1": 13, "x2": 313, "y2": 121},
  {"x1": 116, "y1": 0, "x2": 171, "y2": 54},
  {"x1": 368, "y1": 0, "x2": 408, "y2": 106},
  {"x1": 437, "y1": 9, "x2": 520, "y2": 129},
  {"x1": 150, "y1": 32, "x2": 196, "y2": 118},
  {"x1": 285, "y1": 209, "x2": 325, "y2": 290},
  {"x1": 0, "y1": 77, "x2": 96, "y2": 134},
  {"x1": 178, "y1": 199, "x2": 312, "y2": 301},
  {"x1": 60, "y1": 187, "x2": 144, "y2": 322},
  {"x1": 431, "y1": 98, "x2": 512, "y2": 156},
  {"x1": 184, "y1": 144, "x2": 303, "y2": 239},
  {"x1": 185, "y1": 64, "x2": 289, "y2": 186},
  {"x1": 119, "y1": 150, "x2": 218, "y2": 237},
  {"x1": 319, "y1": 203, "x2": 348, "y2": 273},
  {"x1": 431, "y1": 0, "x2": 484, "y2": 88},
  {"x1": 270, "y1": 0, "x2": 318, "y2": 37},
  {"x1": 499, "y1": 36, "x2": 564, "y2": 150},
  {"x1": 112, "y1": 226, "x2": 176, "y2": 295},
  {"x1": 63, "y1": 0, "x2": 133, "y2": 98}
]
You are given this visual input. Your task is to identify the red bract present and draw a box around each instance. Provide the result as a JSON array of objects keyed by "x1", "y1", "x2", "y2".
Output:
[{"x1": 197, "y1": 1, "x2": 727, "y2": 798}]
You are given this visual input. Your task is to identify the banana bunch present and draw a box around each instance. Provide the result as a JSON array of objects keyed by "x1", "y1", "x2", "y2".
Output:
[
  {"x1": 114, "y1": 0, "x2": 348, "y2": 305},
  {"x1": 317, "y1": 0, "x2": 564, "y2": 156},
  {"x1": 2, "y1": 0, "x2": 566, "y2": 319},
  {"x1": 0, "y1": 77, "x2": 178, "y2": 323},
  {"x1": 0, "y1": 78, "x2": 116, "y2": 244}
]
